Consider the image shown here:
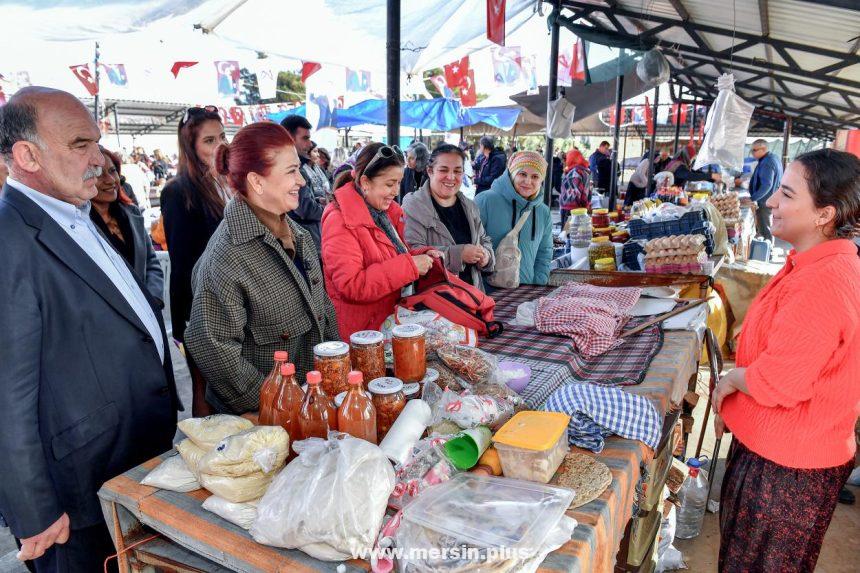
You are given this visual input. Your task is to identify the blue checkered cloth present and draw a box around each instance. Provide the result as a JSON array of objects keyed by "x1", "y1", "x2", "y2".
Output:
[{"x1": 543, "y1": 382, "x2": 662, "y2": 453}]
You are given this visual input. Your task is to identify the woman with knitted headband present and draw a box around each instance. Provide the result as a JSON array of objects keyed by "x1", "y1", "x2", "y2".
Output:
[{"x1": 475, "y1": 150, "x2": 553, "y2": 286}]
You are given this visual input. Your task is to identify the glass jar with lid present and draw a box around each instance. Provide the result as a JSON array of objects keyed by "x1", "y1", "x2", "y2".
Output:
[
  {"x1": 313, "y1": 341, "x2": 351, "y2": 397},
  {"x1": 349, "y1": 330, "x2": 386, "y2": 384},
  {"x1": 588, "y1": 236, "x2": 616, "y2": 269},
  {"x1": 591, "y1": 208, "x2": 610, "y2": 229},
  {"x1": 368, "y1": 377, "x2": 406, "y2": 440},
  {"x1": 569, "y1": 208, "x2": 592, "y2": 249},
  {"x1": 392, "y1": 324, "x2": 427, "y2": 383}
]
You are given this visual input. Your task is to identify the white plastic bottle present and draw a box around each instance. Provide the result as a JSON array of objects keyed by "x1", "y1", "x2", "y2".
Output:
[{"x1": 675, "y1": 458, "x2": 709, "y2": 539}]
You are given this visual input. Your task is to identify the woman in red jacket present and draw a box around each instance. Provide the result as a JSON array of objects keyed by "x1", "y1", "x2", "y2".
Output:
[
  {"x1": 322, "y1": 143, "x2": 439, "y2": 340},
  {"x1": 713, "y1": 149, "x2": 860, "y2": 573}
]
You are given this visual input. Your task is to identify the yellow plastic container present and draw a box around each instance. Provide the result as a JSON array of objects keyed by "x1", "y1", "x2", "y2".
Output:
[
  {"x1": 595, "y1": 257, "x2": 616, "y2": 272},
  {"x1": 492, "y1": 411, "x2": 570, "y2": 483}
]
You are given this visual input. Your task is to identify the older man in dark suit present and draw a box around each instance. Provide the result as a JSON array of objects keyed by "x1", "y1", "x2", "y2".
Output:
[{"x1": 0, "y1": 87, "x2": 179, "y2": 571}]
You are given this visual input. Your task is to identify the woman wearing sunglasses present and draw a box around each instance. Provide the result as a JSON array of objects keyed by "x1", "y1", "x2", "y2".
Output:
[
  {"x1": 160, "y1": 106, "x2": 228, "y2": 414},
  {"x1": 185, "y1": 122, "x2": 338, "y2": 414},
  {"x1": 322, "y1": 142, "x2": 441, "y2": 340}
]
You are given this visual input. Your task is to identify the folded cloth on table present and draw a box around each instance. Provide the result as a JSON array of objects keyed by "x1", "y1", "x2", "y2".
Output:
[
  {"x1": 543, "y1": 382, "x2": 662, "y2": 453},
  {"x1": 534, "y1": 284, "x2": 641, "y2": 357}
]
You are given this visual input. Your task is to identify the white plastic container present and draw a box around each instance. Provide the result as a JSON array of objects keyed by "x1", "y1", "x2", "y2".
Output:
[{"x1": 492, "y1": 411, "x2": 570, "y2": 483}]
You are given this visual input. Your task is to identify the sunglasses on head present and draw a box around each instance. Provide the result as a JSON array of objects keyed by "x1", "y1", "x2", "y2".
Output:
[
  {"x1": 364, "y1": 144, "x2": 403, "y2": 174},
  {"x1": 181, "y1": 105, "x2": 219, "y2": 125}
]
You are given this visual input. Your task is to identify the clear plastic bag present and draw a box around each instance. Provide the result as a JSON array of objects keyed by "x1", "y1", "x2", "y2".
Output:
[
  {"x1": 250, "y1": 433, "x2": 395, "y2": 561},
  {"x1": 381, "y1": 307, "x2": 478, "y2": 351},
  {"x1": 198, "y1": 426, "x2": 289, "y2": 477},
  {"x1": 177, "y1": 414, "x2": 254, "y2": 450},
  {"x1": 201, "y1": 495, "x2": 259, "y2": 530},
  {"x1": 141, "y1": 454, "x2": 201, "y2": 492},
  {"x1": 393, "y1": 474, "x2": 576, "y2": 573},
  {"x1": 199, "y1": 471, "x2": 274, "y2": 503},
  {"x1": 693, "y1": 74, "x2": 755, "y2": 173},
  {"x1": 437, "y1": 388, "x2": 515, "y2": 431},
  {"x1": 637, "y1": 49, "x2": 670, "y2": 86},
  {"x1": 176, "y1": 439, "x2": 208, "y2": 477}
]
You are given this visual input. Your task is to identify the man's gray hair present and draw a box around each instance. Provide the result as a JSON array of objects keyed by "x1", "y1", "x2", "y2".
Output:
[
  {"x1": 0, "y1": 98, "x2": 43, "y2": 162},
  {"x1": 752, "y1": 139, "x2": 769, "y2": 149}
]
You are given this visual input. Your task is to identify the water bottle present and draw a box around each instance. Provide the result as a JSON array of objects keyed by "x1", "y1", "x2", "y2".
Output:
[{"x1": 675, "y1": 457, "x2": 709, "y2": 539}]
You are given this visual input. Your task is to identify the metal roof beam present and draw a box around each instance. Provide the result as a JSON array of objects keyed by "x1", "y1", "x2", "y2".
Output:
[
  {"x1": 560, "y1": 1, "x2": 860, "y2": 70},
  {"x1": 678, "y1": 69, "x2": 859, "y2": 116},
  {"x1": 794, "y1": 0, "x2": 860, "y2": 10}
]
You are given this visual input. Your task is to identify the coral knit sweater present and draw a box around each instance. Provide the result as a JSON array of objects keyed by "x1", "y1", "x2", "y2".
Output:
[{"x1": 721, "y1": 239, "x2": 860, "y2": 469}]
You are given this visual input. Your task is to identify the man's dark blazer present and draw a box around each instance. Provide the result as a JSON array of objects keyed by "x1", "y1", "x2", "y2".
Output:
[{"x1": 0, "y1": 183, "x2": 179, "y2": 539}]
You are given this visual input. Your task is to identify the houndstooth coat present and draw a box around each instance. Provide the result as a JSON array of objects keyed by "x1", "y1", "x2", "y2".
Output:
[{"x1": 185, "y1": 197, "x2": 339, "y2": 414}]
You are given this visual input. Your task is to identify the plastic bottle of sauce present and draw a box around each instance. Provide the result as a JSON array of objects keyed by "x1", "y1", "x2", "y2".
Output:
[
  {"x1": 299, "y1": 370, "x2": 338, "y2": 440},
  {"x1": 337, "y1": 371, "x2": 378, "y2": 444},
  {"x1": 270, "y1": 363, "x2": 304, "y2": 449},
  {"x1": 258, "y1": 350, "x2": 288, "y2": 425}
]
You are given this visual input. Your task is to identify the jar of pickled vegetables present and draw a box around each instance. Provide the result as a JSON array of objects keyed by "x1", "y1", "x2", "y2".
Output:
[
  {"x1": 392, "y1": 324, "x2": 427, "y2": 383},
  {"x1": 588, "y1": 236, "x2": 616, "y2": 269},
  {"x1": 313, "y1": 341, "x2": 351, "y2": 397},
  {"x1": 349, "y1": 330, "x2": 386, "y2": 384},
  {"x1": 368, "y1": 377, "x2": 406, "y2": 441}
]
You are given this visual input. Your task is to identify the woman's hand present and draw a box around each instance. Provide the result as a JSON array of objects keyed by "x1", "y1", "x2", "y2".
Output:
[
  {"x1": 427, "y1": 250, "x2": 444, "y2": 259},
  {"x1": 478, "y1": 247, "x2": 491, "y2": 268},
  {"x1": 713, "y1": 413, "x2": 728, "y2": 438},
  {"x1": 412, "y1": 254, "x2": 434, "y2": 276},
  {"x1": 461, "y1": 245, "x2": 485, "y2": 265},
  {"x1": 713, "y1": 368, "x2": 749, "y2": 414}
]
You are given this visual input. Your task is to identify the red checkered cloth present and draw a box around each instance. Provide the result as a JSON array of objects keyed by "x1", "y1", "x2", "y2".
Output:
[
  {"x1": 534, "y1": 284, "x2": 641, "y2": 357},
  {"x1": 483, "y1": 287, "x2": 664, "y2": 408}
]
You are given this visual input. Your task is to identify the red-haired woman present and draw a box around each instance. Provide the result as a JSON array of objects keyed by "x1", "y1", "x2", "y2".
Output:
[
  {"x1": 184, "y1": 122, "x2": 339, "y2": 414},
  {"x1": 91, "y1": 146, "x2": 164, "y2": 305}
]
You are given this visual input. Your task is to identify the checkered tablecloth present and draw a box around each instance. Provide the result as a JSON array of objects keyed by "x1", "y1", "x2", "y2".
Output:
[{"x1": 484, "y1": 287, "x2": 664, "y2": 408}]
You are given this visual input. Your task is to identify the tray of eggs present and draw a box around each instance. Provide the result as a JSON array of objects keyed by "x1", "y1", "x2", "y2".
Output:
[{"x1": 643, "y1": 235, "x2": 708, "y2": 274}]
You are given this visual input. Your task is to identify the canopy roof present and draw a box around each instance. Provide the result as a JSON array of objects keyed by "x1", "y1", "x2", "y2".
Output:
[{"x1": 557, "y1": 0, "x2": 860, "y2": 139}]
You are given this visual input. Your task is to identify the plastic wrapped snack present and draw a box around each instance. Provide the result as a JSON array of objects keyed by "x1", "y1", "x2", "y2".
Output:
[
  {"x1": 389, "y1": 436, "x2": 458, "y2": 510},
  {"x1": 141, "y1": 454, "x2": 201, "y2": 492},
  {"x1": 200, "y1": 471, "x2": 274, "y2": 504},
  {"x1": 176, "y1": 439, "x2": 208, "y2": 477},
  {"x1": 250, "y1": 434, "x2": 395, "y2": 561},
  {"x1": 438, "y1": 388, "x2": 515, "y2": 431},
  {"x1": 198, "y1": 426, "x2": 289, "y2": 477},
  {"x1": 381, "y1": 307, "x2": 478, "y2": 351},
  {"x1": 177, "y1": 415, "x2": 254, "y2": 450},
  {"x1": 201, "y1": 495, "x2": 259, "y2": 530},
  {"x1": 437, "y1": 345, "x2": 499, "y2": 385}
]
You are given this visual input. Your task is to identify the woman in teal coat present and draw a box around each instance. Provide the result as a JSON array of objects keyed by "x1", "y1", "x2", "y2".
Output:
[{"x1": 475, "y1": 151, "x2": 553, "y2": 285}]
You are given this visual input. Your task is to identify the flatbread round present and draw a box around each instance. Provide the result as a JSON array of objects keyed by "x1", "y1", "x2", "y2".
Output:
[{"x1": 553, "y1": 452, "x2": 613, "y2": 509}]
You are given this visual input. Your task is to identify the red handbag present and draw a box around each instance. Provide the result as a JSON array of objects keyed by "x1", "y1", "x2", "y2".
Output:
[{"x1": 400, "y1": 258, "x2": 504, "y2": 338}]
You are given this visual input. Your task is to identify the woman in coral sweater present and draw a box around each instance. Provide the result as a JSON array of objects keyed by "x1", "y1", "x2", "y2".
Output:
[{"x1": 714, "y1": 149, "x2": 860, "y2": 572}]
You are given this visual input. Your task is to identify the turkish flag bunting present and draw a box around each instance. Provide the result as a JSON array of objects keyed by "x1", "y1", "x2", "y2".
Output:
[
  {"x1": 486, "y1": 0, "x2": 506, "y2": 46},
  {"x1": 170, "y1": 61, "x2": 198, "y2": 78},
  {"x1": 671, "y1": 103, "x2": 688, "y2": 125},
  {"x1": 644, "y1": 97, "x2": 654, "y2": 136},
  {"x1": 460, "y1": 70, "x2": 477, "y2": 107},
  {"x1": 69, "y1": 64, "x2": 98, "y2": 96},
  {"x1": 301, "y1": 61, "x2": 322, "y2": 83},
  {"x1": 444, "y1": 56, "x2": 470, "y2": 91},
  {"x1": 570, "y1": 39, "x2": 586, "y2": 81}
]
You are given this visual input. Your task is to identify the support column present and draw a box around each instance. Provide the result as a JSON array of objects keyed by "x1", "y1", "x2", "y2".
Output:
[
  {"x1": 782, "y1": 117, "x2": 793, "y2": 168},
  {"x1": 608, "y1": 73, "x2": 624, "y2": 211},
  {"x1": 543, "y1": 0, "x2": 562, "y2": 207},
  {"x1": 386, "y1": 0, "x2": 400, "y2": 148},
  {"x1": 645, "y1": 87, "x2": 660, "y2": 196},
  {"x1": 673, "y1": 86, "x2": 683, "y2": 154}
]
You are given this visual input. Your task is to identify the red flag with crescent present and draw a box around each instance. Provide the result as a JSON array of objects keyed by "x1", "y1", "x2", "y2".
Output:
[{"x1": 487, "y1": 0, "x2": 506, "y2": 46}]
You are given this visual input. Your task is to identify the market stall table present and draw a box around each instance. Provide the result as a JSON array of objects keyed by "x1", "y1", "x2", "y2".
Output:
[{"x1": 99, "y1": 286, "x2": 700, "y2": 573}]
